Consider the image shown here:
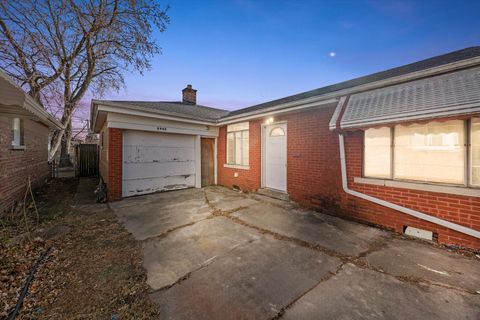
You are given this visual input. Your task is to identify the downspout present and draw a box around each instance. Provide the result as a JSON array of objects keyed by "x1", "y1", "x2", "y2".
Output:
[{"x1": 338, "y1": 133, "x2": 480, "y2": 239}]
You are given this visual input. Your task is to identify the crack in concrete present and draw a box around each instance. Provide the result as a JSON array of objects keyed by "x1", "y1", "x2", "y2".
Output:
[
  {"x1": 149, "y1": 237, "x2": 259, "y2": 294},
  {"x1": 270, "y1": 263, "x2": 347, "y2": 320},
  {"x1": 221, "y1": 213, "x2": 350, "y2": 259},
  {"x1": 141, "y1": 220, "x2": 200, "y2": 243},
  {"x1": 144, "y1": 187, "x2": 478, "y2": 313},
  {"x1": 219, "y1": 211, "x2": 478, "y2": 296},
  {"x1": 272, "y1": 261, "x2": 477, "y2": 319}
]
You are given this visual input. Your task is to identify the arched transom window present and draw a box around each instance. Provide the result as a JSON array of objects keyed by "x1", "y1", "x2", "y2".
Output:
[{"x1": 270, "y1": 127, "x2": 285, "y2": 137}]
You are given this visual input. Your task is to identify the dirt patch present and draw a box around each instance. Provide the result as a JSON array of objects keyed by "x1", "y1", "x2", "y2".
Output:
[{"x1": 1, "y1": 179, "x2": 157, "y2": 319}]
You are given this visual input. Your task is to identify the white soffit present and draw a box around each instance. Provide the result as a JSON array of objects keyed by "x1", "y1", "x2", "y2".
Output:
[{"x1": 340, "y1": 66, "x2": 480, "y2": 129}]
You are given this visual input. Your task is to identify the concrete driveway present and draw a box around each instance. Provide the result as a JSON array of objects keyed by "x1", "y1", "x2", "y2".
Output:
[{"x1": 110, "y1": 186, "x2": 480, "y2": 320}]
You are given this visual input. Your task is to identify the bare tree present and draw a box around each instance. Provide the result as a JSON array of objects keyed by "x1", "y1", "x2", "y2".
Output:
[{"x1": 0, "y1": 0, "x2": 169, "y2": 161}]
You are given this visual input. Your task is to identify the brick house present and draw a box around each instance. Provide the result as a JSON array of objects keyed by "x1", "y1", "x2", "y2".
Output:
[
  {"x1": 0, "y1": 70, "x2": 62, "y2": 213},
  {"x1": 90, "y1": 47, "x2": 480, "y2": 249}
]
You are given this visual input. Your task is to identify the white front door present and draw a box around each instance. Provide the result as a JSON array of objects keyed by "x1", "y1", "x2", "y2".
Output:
[{"x1": 265, "y1": 123, "x2": 287, "y2": 192}]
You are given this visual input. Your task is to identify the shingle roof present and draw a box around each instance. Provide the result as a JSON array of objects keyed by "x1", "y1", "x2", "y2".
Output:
[
  {"x1": 96, "y1": 47, "x2": 480, "y2": 123},
  {"x1": 101, "y1": 100, "x2": 229, "y2": 121},
  {"x1": 227, "y1": 46, "x2": 480, "y2": 117}
]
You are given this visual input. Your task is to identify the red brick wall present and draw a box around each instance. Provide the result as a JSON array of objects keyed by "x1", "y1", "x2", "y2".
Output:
[
  {"x1": 217, "y1": 105, "x2": 343, "y2": 203},
  {"x1": 342, "y1": 130, "x2": 480, "y2": 249},
  {"x1": 99, "y1": 123, "x2": 109, "y2": 186},
  {"x1": 216, "y1": 106, "x2": 480, "y2": 249},
  {"x1": 217, "y1": 120, "x2": 262, "y2": 191},
  {"x1": 107, "y1": 128, "x2": 122, "y2": 201},
  {"x1": 282, "y1": 107, "x2": 343, "y2": 210},
  {"x1": 0, "y1": 117, "x2": 50, "y2": 213}
]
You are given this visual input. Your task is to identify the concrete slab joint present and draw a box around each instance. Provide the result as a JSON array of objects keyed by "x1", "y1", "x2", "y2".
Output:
[{"x1": 106, "y1": 185, "x2": 480, "y2": 319}]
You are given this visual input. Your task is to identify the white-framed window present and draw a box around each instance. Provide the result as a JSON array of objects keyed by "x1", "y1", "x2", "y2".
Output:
[
  {"x1": 11, "y1": 118, "x2": 25, "y2": 147},
  {"x1": 472, "y1": 118, "x2": 480, "y2": 186},
  {"x1": 226, "y1": 122, "x2": 249, "y2": 166},
  {"x1": 394, "y1": 120, "x2": 465, "y2": 184},
  {"x1": 364, "y1": 127, "x2": 391, "y2": 179},
  {"x1": 363, "y1": 118, "x2": 479, "y2": 187}
]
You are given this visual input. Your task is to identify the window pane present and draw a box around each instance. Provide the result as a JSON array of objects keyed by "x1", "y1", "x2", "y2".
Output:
[
  {"x1": 235, "y1": 132, "x2": 242, "y2": 165},
  {"x1": 227, "y1": 132, "x2": 235, "y2": 164},
  {"x1": 472, "y1": 118, "x2": 480, "y2": 186},
  {"x1": 226, "y1": 123, "x2": 249, "y2": 166},
  {"x1": 394, "y1": 120, "x2": 465, "y2": 184},
  {"x1": 270, "y1": 127, "x2": 285, "y2": 137},
  {"x1": 12, "y1": 118, "x2": 21, "y2": 146},
  {"x1": 364, "y1": 127, "x2": 391, "y2": 178},
  {"x1": 242, "y1": 131, "x2": 249, "y2": 165},
  {"x1": 227, "y1": 122, "x2": 249, "y2": 132}
]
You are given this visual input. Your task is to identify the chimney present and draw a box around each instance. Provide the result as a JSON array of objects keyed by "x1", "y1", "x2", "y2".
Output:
[{"x1": 182, "y1": 84, "x2": 197, "y2": 104}]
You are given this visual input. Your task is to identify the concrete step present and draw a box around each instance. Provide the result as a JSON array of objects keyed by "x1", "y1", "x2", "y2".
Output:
[{"x1": 257, "y1": 188, "x2": 289, "y2": 201}]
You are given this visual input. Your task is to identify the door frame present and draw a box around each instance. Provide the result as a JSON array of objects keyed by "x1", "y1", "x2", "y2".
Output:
[
  {"x1": 200, "y1": 136, "x2": 218, "y2": 185},
  {"x1": 200, "y1": 137, "x2": 216, "y2": 187},
  {"x1": 261, "y1": 121, "x2": 287, "y2": 191}
]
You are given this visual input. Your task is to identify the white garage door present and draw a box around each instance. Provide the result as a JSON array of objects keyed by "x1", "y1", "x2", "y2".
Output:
[{"x1": 123, "y1": 130, "x2": 196, "y2": 197}]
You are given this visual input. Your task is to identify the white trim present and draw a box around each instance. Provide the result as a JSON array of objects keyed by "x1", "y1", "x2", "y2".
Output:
[
  {"x1": 91, "y1": 57, "x2": 480, "y2": 133},
  {"x1": 214, "y1": 137, "x2": 218, "y2": 184},
  {"x1": 0, "y1": 71, "x2": 62, "y2": 129},
  {"x1": 92, "y1": 56, "x2": 480, "y2": 133},
  {"x1": 329, "y1": 96, "x2": 347, "y2": 130},
  {"x1": 195, "y1": 135, "x2": 201, "y2": 188},
  {"x1": 261, "y1": 121, "x2": 288, "y2": 188},
  {"x1": 219, "y1": 98, "x2": 338, "y2": 125},
  {"x1": 262, "y1": 121, "x2": 288, "y2": 192},
  {"x1": 340, "y1": 104, "x2": 480, "y2": 130},
  {"x1": 223, "y1": 164, "x2": 250, "y2": 170},
  {"x1": 107, "y1": 120, "x2": 217, "y2": 137},
  {"x1": 353, "y1": 177, "x2": 386, "y2": 186},
  {"x1": 261, "y1": 123, "x2": 266, "y2": 188},
  {"x1": 222, "y1": 56, "x2": 480, "y2": 124},
  {"x1": 97, "y1": 104, "x2": 216, "y2": 126},
  {"x1": 339, "y1": 134, "x2": 480, "y2": 239},
  {"x1": 339, "y1": 66, "x2": 480, "y2": 129},
  {"x1": 354, "y1": 177, "x2": 480, "y2": 197}
]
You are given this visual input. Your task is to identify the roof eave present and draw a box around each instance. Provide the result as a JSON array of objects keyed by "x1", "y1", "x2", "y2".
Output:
[
  {"x1": 91, "y1": 100, "x2": 219, "y2": 130},
  {"x1": 24, "y1": 95, "x2": 63, "y2": 129},
  {"x1": 329, "y1": 57, "x2": 480, "y2": 131}
]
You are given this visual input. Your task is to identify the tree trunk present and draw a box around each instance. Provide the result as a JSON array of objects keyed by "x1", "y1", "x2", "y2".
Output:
[
  {"x1": 58, "y1": 120, "x2": 72, "y2": 167},
  {"x1": 56, "y1": 101, "x2": 75, "y2": 167}
]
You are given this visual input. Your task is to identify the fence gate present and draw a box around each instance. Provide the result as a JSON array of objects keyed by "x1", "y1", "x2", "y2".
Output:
[{"x1": 77, "y1": 144, "x2": 99, "y2": 177}]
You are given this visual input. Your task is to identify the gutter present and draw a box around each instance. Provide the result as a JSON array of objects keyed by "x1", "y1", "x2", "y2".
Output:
[
  {"x1": 24, "y1": 96, "x2": 63, "y2": 129},
  {"x1": 91, "y1": 56, "x2": 480, "y2": 132},
  {"x1": 219, "y1": 56, "x2": 480, "y2": 123},
  {"x1": 338, "y1": 133, "x2": 480, "y2": 239}
]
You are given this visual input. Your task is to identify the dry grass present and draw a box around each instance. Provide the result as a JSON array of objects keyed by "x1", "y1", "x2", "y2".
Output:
[{"x1": 1, "y1": 179, "x2": 158, "y2": 319}]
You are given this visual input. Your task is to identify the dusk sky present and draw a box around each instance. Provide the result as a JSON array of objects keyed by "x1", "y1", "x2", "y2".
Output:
[{"x1": 105, "y1": 0, "x2": 480, "y2": 111}]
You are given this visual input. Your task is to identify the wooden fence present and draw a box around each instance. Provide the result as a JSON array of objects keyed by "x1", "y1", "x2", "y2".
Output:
[{"x1": 76, "y1": 144, "x2": 99, "y2": 177}]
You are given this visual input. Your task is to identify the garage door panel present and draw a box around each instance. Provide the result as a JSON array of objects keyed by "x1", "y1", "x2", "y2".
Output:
[
  {"x1": 122, "y1": 130, "x2": 197, "y2": 197},
  {"x1": 124, "y1": 130, "x2": 194, "y2": 147},
  {"x1": 123, "y1": 175, "x2": 195, "y2": 197},
  {"x1": 123, "y1": 161, "x2": 195, "y2": 180},
  {"x1": 123, "y1": 146, "x2": 194, "y2": 163}
]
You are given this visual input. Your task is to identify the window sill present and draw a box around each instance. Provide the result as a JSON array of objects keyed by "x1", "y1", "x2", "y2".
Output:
[
  {"x1": 224, "y1": 164, "x2": 250, "y2": 170},
  {"x1": 354, "y1": 177, "x2": 480, "y2": 198},
  {"x1": 11, "y1": 145, "x2": 26, "y2": 150}
]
